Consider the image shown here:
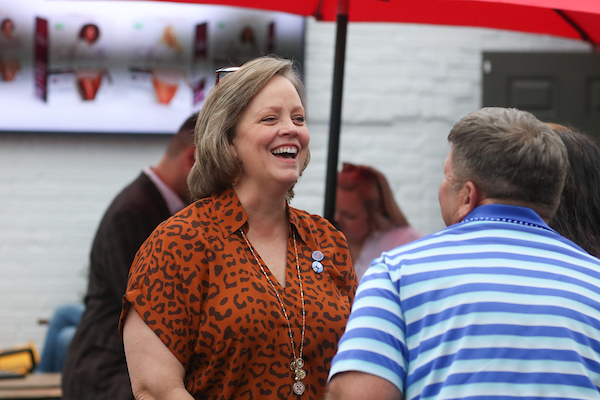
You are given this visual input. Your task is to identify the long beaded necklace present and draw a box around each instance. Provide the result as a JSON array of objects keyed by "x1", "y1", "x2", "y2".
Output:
[{"x1": 239, "y1": 228, "x2": 307, "y2": 395}]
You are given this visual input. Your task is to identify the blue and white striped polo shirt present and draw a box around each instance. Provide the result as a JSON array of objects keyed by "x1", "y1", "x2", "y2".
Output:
[{"x1": 329, "y1": 204, "x2": 600, "y2": 400}]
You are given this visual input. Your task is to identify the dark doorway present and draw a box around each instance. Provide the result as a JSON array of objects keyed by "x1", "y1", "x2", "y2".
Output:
[{"x1": 482, "y1": 52, "x2": 600, "y2": 138}]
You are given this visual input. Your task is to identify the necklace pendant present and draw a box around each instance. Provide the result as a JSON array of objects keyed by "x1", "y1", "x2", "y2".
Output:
[
  {"x1": 293, "y1": 381, "x2": 305, "y2": 395},
  {"x1": 295, "y1": 368, "x2": 306, "y2": 380},
  {"x1": 290, "y1": 357, "x2": 304, "y2": 371},
  {"x1": 242, "y1": 228, "x2": 307, "y2": 396}
]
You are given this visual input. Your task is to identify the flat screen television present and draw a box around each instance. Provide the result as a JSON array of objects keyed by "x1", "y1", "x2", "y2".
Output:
[{"x1": 0, "y1": 0, "x2": 305, "y2": 134}]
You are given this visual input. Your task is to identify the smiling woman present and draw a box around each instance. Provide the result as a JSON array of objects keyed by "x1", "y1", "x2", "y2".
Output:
[
  {"x1": 120, "y1": 56, "x2": 358, "y2": 400},
  {"x1": 230, "y1": 74, "x2": 310, "y2": 207}
]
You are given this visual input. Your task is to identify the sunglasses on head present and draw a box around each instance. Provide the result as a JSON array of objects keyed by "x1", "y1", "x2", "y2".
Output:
[{"x1": 215, "y1": 67, "x2": 240, "y2": 85}]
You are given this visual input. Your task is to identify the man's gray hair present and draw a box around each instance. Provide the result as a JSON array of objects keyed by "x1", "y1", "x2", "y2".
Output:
[{"x1": 448, "y1": 107, "x2": 568, "y2": 214}]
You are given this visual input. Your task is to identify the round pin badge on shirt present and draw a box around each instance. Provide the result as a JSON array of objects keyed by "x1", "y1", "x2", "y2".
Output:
[
  {"x1": 312, "y1": 261, "x2": 324, "y2": 274},
  {"x1": 312, "y1": 250, "x2": 324, "y2": 262}
]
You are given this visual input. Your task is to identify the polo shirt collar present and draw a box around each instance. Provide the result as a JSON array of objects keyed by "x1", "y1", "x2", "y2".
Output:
[{"x1": 462, "y1": 204, "x2": 552, "y2": 231}]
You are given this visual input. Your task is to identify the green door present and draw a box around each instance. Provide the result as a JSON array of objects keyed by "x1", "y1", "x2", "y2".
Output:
[{"x1": 483, "y1": 52, "x2": 600, "y2": 138}]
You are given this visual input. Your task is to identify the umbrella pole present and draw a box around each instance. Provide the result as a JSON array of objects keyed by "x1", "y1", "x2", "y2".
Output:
[{"x1": 323, "y1": 0, "x2": 349, "y2": 222}]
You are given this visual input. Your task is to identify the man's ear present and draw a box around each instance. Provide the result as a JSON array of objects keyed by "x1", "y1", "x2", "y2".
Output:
[
  {"x1": 456, "y1": 181, "x2": 480, "y2": 221},
  {"x1": 185, "y1": 147, "x2": 196, "y2": 168}
]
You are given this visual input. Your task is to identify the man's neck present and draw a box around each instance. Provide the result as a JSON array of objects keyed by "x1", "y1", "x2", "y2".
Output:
[
  {"x1": 479, "y1": 198, "x2": 555, "y2": 222},
  {"x1": 143, "y1": 166, "x2": 185, "y2": 215}
]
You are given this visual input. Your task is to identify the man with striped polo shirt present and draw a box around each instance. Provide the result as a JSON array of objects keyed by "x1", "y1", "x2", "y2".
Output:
[{"x1": 327, "y1": 107, "x2": 600, "y2": 400}]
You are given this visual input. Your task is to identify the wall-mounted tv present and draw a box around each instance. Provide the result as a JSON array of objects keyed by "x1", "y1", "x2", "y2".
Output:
[{"x1": 0, "y1": 0, "x2": 305, "y2": 134}]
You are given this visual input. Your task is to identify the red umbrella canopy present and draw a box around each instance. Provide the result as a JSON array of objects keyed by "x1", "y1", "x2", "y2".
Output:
[
  {"x1": 152, "y1": 0, "x2": 600, "y2": 46},
  {"x1": 147, "y1": 0, "x2": 600, "y2": 221}
]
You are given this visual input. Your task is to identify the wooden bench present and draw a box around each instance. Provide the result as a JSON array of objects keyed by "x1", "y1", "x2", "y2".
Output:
[{"x1": 0, "y1": 373, "x2": 61, "y2": 399}]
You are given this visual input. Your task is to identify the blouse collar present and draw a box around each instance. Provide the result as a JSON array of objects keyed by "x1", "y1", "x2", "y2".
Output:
[{"x1": 212, "y1": 188, "x2": 313, "y2": 246}]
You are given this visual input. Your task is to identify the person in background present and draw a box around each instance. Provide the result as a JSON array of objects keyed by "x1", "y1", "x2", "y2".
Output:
[
  {"x1": 231, "y1": 25, "x2": 261, "y2": 66},
  {"x1": 70, "y1": 23, "x2": 112, "y2": 101},
  {"x1": 327, "y1": 107, "x2": 600, "y2": 400},
  {"x1": 121, "y1": 56, "x2": 357, "y2": 400},
  {"x1": 149, "y1": 25, "x2": 189, "y2": 105},
  {"x1": 61, "y1": 114, "x2": 197, "y2": 400},
  {"x1": 335, "y1": 163, "x2": 421, "y2": 279},
  {"x1": 79, "y1": 23, "x2": 100, "y2": 45},
  {"x1": 546, "y1": 124, "x2": 600, "y2": 258},
  {"x1": 0, "y1": 18, "x2": 14, "y2": 39},
  {"x1": 0, "y1": 18, "x2": 21, "y2": 82},
  {"x1": 36, "y1": 303, "x2": 84, "y2": 373}
]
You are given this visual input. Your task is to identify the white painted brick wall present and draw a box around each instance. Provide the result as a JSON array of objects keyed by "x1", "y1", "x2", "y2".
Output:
[{"x1": 0, "y1": 19, "x2": 589, "y2": 351}]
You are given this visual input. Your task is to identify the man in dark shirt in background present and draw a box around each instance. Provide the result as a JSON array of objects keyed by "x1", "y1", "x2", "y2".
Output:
[{"x1": 62, "y1": 114, "x2": 196, "y2": 400}]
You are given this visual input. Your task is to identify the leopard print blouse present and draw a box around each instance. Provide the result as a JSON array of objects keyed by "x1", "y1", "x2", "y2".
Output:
[{"x1": 121, "y1": 188, "x2": 358, "y2": 399}]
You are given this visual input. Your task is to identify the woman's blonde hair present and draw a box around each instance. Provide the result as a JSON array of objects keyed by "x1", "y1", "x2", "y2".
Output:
[{"x1": 187, "y1": 56, "x2": 310, "y2": 200}]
